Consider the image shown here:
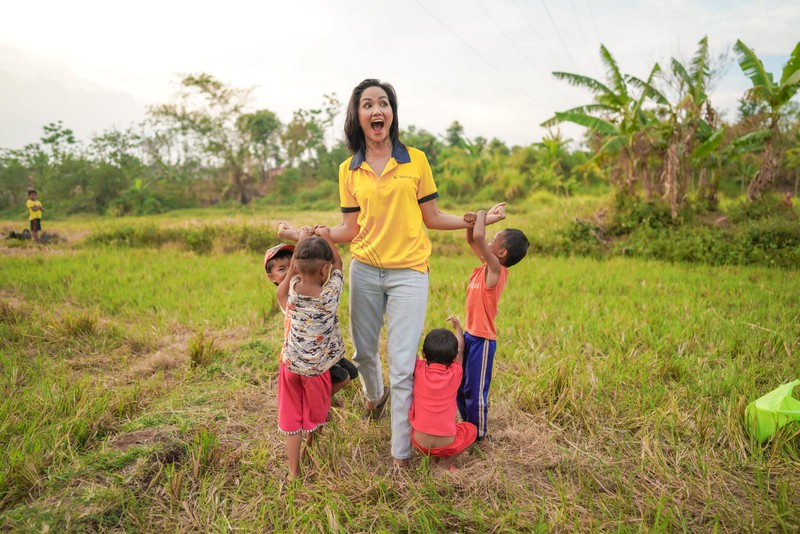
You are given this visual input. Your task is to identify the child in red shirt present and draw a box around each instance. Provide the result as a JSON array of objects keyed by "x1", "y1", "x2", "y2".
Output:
[{"x1": 409, "y1": 316, "x2": 477, "y2": 470}]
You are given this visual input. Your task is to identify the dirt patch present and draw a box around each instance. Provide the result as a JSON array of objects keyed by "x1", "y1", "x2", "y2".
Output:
[{"x1": 110, "y1": 427, "x2": 175, "y2": 451}]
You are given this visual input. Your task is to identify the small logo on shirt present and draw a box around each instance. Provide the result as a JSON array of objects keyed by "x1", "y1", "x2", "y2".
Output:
[{"x1": 394, "y1": 174, "x2": 414, "y2": 180}]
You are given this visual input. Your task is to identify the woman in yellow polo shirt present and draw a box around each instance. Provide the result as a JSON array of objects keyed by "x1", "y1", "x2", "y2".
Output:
[{"x1": 281, "y1": 79, "x2": 504, "y2": 468}]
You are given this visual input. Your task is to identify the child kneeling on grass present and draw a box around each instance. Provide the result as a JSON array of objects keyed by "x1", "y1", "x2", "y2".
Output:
[
  {"x1": 409, "y1": 316, "x2": 477, "y2": 470},
  {"x1": 276, "y1": 226, "x2": 345, "y2": 480}
]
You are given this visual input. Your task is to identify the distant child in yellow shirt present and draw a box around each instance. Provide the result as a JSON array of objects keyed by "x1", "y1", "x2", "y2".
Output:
[{"x1": 26, "y1": 189, "x2": 43, "y2": 242}]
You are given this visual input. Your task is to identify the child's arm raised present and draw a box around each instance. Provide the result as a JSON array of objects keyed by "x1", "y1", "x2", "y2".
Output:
[
  {"x1": 276, "y1": 227, "x2": 312, "y2": 308},
  {"x1": 470, "y1": 210, "x2": 503, "y2": 288},
  {"x1": 276, "y1": 258, "x2": 296, "y2": 311},
  {"x1": 446, "y1": 315, "x2": 465, "y2": 364},
  {"x1": 314, "y1": 225, "x2": 342, "y2": 272}
]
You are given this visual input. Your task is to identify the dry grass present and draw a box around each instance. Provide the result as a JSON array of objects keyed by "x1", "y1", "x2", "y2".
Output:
[{"x1": 1, "y1": 210, "x2": 798, "y2": 531}]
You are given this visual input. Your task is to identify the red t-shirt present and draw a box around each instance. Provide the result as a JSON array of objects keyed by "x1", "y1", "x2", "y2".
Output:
[
  {"x1": 409, "y1": 358, "x2": 462, "y2": 437},
  {"x1": 465, "y1": 263, "x2": 508, "y2": 340}
]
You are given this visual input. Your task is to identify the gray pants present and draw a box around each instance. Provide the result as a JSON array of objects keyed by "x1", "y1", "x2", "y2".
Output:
[{"x1": 349, "y1": 259, "x2": 429, "y2": 460}]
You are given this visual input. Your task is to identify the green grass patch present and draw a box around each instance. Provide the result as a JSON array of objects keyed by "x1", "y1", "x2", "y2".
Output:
[{"x1": 1, "y1": 203, "x2": 798, "y2": 531}]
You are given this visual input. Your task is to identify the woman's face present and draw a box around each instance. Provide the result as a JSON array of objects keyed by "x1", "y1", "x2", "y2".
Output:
[{"x1": 358, "y1": 85, "x2": 393, "y2": 146}]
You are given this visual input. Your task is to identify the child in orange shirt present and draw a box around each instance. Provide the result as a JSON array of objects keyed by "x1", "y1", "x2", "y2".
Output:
[{"x1": 457, "y1": 208, "x2": 529, "y2": 442}]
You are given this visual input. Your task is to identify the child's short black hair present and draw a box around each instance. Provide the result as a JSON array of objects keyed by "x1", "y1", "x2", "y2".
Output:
[
  {"x1": 294, "y1": 236, "x2": 333, "y2": 274},
  {"x1": 266, "y1": 249, "x2": 293, "y2": 274},
  {"x1": 27, "y1": 189, "x2": 37, "y2": 196},
  {"x1": 500, "y1": 228, "x2": 529, "y2": 267},
  {"x1": 422, "y1": 328, "x2": 459, "y2": 366}
]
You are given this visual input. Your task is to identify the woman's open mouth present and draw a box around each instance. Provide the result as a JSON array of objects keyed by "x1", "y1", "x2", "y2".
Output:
[{"x1": 371, "y1": 120, "x2": 384, "y2": 134}]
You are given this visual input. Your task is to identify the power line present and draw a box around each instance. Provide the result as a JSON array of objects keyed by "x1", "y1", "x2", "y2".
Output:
[
  {"x1": 585, "y1": 0, "x2": 602, "y2": 47},
  {"x1": 475, "y1": 0, "x2": 570, "y2": 105},
  {"x1": 512, "y1": 0, "x2": 550, "y2": 52},
  {"x1": 412, "y1": 0, "x2": 548, "y2": 108},
  {"x1": 539, "y1": 0, "x2": 578, "y2": 70},
  {"x1": 474, "y1": 0, "x2": 549, "y2": 82},
  {"x1": 569, "y1": 0, "x2": 601, "y2": 75}
]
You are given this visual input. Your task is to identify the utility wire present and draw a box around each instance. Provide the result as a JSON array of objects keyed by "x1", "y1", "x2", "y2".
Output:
[
  {"x1": 570, "y1": 0, "x2": 601, "y2": 75},
  {"x1": 474, "y1": 0, "x2": 549, "y2": 82},
  {"x1": 586, "y1": 0, "x2": 602, "y2": 48},
  {"x1": 513, "y1": 0, "x2": 554, "y2": 54},
  {"x1": 539, "y1": 0, "x2": 578, "y2": 70},
  {"x1": 412, "y1": 0, "x2": 547, "y2": 107},
  {"x1": 475, "y1": 0, "x2": 570, "y2": 105},
  {"x1": 586, "y1": 0, "x2": 603, "y2": 49}
]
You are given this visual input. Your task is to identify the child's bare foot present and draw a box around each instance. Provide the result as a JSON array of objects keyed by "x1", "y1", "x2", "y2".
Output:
[{"x1": 331, "y1": 395, "x2": 345, "y2": 408}]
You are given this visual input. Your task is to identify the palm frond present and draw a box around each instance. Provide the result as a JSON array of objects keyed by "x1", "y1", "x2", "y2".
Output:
[
  {"x1": 733, "y1": 128, "x2": 773, "y2": 151},
  {"x1": 691, "y1": 127, "x2": 725, "y2": 160},
  {"x1": 552, "y1": 72, "x2": 613, "y2": 96},
  {"x1": 734, "y1": 40, "x2": 775, "y2": 93},
  {"x1": 627, "y1": 71, "x2": 669, "y2": 106},
  {"x1": 780, "y1": 41, "x2": 800, "y2": 86},
  {"x1": 595, "y1": 135, "x2": 626, "y2": 157},
  {"x1": 671, "y1": 58, "x2": 693, "y2": 89},
  {"x1": 783, "y1": 70, "x2": 800, "y2": 87},
  {"x1": 690, "y1": 36, "x2": 711, "y2": 90},
  {"x1": 599, "y1": 45, "x2": 628, "y2": 100},
  {"x1": 553, "y1": 111, "x2": 618, "y2": 135},
  {"x1": 540, "y1": 116, "x2": 561, "y2": 129}
]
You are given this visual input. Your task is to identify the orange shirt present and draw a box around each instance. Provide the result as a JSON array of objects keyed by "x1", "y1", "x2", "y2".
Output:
[{"x1": 465, "y1": 263, "x2": 508, "y2": 340}]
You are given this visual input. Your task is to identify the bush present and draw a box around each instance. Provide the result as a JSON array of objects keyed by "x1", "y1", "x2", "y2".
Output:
[
  {"x1": 608, "y1": 194, "x2": 675, "y2": 236},
  {"x1": 85, "y1": 223, "x2": 291, "y2": 257},
  {"x1": 556, "y1": 193, "x2": 800, "y2": 269}
]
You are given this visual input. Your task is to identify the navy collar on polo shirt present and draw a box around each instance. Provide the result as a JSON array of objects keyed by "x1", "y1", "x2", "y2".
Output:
[{"x1": 349, "y1": 141, "x2": 411, "y2": 170}]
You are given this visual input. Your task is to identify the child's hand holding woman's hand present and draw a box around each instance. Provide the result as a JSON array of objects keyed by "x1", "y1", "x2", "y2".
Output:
[
  {"x1": 298, "y1": 226, "x2": 314, "y2": 240},
  {"x1": 313, "y1": 225, "x2": 331, "y2": 239}
]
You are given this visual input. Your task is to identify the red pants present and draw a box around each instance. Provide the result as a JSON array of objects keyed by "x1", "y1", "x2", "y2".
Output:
[{"x1": 411, "y1": 422, "x2": 477, "y2": 458}]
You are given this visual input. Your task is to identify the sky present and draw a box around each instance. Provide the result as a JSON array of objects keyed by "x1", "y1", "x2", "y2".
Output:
[{"x1": 1, "y1": 0, "x2": 798, "y2": 151}]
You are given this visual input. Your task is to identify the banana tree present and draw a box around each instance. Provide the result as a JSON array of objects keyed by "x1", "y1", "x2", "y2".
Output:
[
  {"x1": 660, "y1": 37, "x2": 724, "y2": 214},
  {"x1": 542, "y1": 44, "x2": 668, "y2": 196},
  {"x1": 734, "y1": 40, "x2": 800, "y2": 200}
]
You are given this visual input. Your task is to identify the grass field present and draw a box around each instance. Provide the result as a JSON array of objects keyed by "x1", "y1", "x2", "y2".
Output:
[{"x1": 1, "y1": 200, "x2": 799, "y2": 532}]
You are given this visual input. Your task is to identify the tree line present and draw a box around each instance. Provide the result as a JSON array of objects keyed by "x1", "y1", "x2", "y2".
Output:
[{"x1": 1, "y1": 38, "x2": 798, "y2": 219}]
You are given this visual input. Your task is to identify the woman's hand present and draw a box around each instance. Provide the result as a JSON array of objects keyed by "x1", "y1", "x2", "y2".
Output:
[
  {"x1": 277, "y1": 221, "x2": 300, "y2": 242},
  {"x1": 485, "y1": 202, "x2": 507, "y2": 225}
]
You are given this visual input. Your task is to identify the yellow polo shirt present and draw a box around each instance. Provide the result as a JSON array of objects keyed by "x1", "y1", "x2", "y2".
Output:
[
  {"x1": 27, "y1": 199, "x2": 42, "y2": 221},
  {"x1": 339, "y1": 143, "x2": 438, "y2": 273}
]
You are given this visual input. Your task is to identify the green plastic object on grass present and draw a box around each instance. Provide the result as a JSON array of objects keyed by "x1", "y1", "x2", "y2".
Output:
[{"x1": 745, "y1": 379, "x2": 800, "y2": 442}]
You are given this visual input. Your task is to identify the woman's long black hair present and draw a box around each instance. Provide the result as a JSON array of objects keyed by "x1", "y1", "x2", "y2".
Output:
[{"x1": 343, "y1": 79, "x2": 401, "y2": 155}]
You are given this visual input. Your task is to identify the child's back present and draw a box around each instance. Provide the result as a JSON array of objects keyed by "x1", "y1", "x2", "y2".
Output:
[
  {"x1": 409, "y1": 317, "x2": 477, "y2": 469},
  {"x1": 275, "y1": 228, "x2": 345, "y2": 480}
]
